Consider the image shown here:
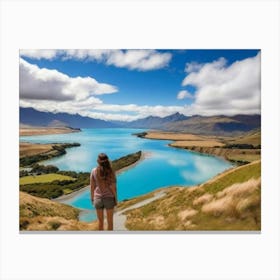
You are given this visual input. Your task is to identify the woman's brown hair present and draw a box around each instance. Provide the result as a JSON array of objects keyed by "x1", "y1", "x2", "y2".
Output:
[{"x1": 96, "y1": 153, "x2": 115, "y2": 186}]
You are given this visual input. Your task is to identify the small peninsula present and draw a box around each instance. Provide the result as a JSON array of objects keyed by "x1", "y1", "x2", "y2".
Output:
[{"x1": 137, "y1": 130, "x2": 261, "y2": 165}]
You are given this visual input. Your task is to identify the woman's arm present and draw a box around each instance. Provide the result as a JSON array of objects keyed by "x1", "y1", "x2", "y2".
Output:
[
  {"x1": 110, "y1": 173, "x2": 117, "y2": 204},
  {"x1": 90, "y1": 170, "x2": 96, "y2": 203}
]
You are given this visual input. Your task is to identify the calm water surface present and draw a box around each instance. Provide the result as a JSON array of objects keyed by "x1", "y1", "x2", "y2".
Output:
[{"x1": 20, "y1": 128, "x2": 233, "y2": 221}]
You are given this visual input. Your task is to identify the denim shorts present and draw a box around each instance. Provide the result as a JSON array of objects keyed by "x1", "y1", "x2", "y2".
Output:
[{"x1": 94, "y1": 197, "x2": 116, "y2": 209}]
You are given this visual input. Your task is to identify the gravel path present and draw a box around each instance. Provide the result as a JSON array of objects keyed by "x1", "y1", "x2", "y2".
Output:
[{"x1": 113, "y1": 190, "x2": 166, "y2": 231}]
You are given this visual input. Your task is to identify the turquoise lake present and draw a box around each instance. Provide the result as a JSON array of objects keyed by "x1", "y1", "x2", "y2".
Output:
[{"x1": 20, "y1": 128, "x2": 233, "y2": 221}]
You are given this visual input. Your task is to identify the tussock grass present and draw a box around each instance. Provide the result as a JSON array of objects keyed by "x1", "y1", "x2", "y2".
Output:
[
  {"x1": 20, "y1": 191, "x2": 80, "y2": 220},
  {"x1": 20, "y1": 216, "x2": 98, "y2": 231},
  {"x1": 19, "y1": 192, "x2": 99, "y2": 231},
  {"x1": 201, "y1": 195, "x2": 236, "y2": 217},
  {"x1": 216, "y1": 177, "x2": 260, "y2": 199},
  {"x1": 178, "y1": 209, "x2": 198, "y2": 220},
  {"x1": 193, "y1": 193, "x2": 213, "y2": 206},
  {"x1": 125, "y1": 161, "x2": 261, "y2": 231}
]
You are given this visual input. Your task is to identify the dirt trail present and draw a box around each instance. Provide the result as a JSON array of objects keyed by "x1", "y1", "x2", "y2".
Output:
[{"x1": 113, "y1": 190, "x2": 166, "y2": 231}]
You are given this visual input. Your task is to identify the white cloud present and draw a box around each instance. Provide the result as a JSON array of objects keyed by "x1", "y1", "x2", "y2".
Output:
[
  {"x1": 20, "y1": 49, "x2": 59, "y2": 59},
  {"x1": 177, "y1": 90, "x2": 194, "y2": 100},
  {"x1": 181, "y1": 53, "x2": 261, "y2": 115},
  {"x1": 19, "y1": 58, "x2": 184, "y2": 122},
  {"x1": 62, "y1": 49, "x2": 112, "y2": 61},
  {"x1": 20, "y1": 97, "x2": 103, "y2": 115},
  {"x1": 20, "y1": 58, "x2": 118, "y2": 101},
  {"x1": 20, "y1": 49, "x2": 172, "y2": 71},
  {"x1": 104, "y1": 49, "x2": 172, "y2": 71},
  {"x1": 20, "y1": 96, "x2": 187, "y2": 122},
  {"x1": 185, "y1": 61, "x2": 204, "y2": 73},
  {"x1": 19, "y1": 51, "x2": 261, "y2": 122}
]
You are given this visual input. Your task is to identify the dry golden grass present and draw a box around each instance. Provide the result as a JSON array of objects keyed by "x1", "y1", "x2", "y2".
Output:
[
  {"x1": 170, "y1": 140, "x2": 224, "y2": 147},
  {"x1": 145, "y1": 131, "x2": 225, "y2": 149},
  {"x1": 201, "y1": 178, "x2": 260, "y2": 218},
  {"x1": 193, "y1": 193, "x2": 213, "y2": 206},
  {"x1": 20, "y1": 142, "x2": 54, "y2": 157},
  {"x1": 178, "y1": 208, "x2": 198, "y2": 220},
  {"x1": 125, "y1": 161, "x2": 261, "y2": 231},
  {"x1": 227, "y1": 130, "x2": 261, "y2": 146},
  {"x1": 20, "y1": 216, "x2": 98, "y2": 231},
  {"x1": 226, "y1": 153, "x2": 261, "y2": 163},
  {"x1": 20, "y1": 127, "x2": 79, "y2": 136},
  {"x1": 183, "y1": 146, "x2": 260, "y2": 163},
  {"x1": 19, "y1": 191, "x2": 99, "y2": 231},
  {"x1": 216, "y1": 178, "x2": 260, "y2": 199},
  {"x1": 20, "y1": 191, "x2": 79, "y2": 220},
  {"x1": 201, "y1": 196, "x2": 235, "y2": 217},
  {"x1": 145, "y1": 132, "x2": 205, "y2": 141}
]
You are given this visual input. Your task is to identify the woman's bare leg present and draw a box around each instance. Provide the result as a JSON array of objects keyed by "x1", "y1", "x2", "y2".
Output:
[
  {"x1": 96, "y1": 209, "x2": 104, "y2": 230},
  {"x1": 106, "y1": 208, "x2": 114, "y2": 231}
]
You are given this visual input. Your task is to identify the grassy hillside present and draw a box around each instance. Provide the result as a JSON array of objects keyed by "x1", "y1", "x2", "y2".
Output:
[
  {"x1": 183, "y1": 146, "x2": 260, "y2": 164},
  {"x1": 165, "y1": 115, "x2": 260, "y2": 136},
  {"x1": 20, "y1": 191, "x2": 98, "y2": 230},
  {"x1": 124, "y1": 161, "x2": 261, "y2": 231},
  {"x1": 226, "y1": 129, "x2": 261, "y2": 147}
]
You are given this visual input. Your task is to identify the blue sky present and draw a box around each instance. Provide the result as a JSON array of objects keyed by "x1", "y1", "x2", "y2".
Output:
[{"x1": 19, "y1": 49, "x2": 260, "y2": 121}]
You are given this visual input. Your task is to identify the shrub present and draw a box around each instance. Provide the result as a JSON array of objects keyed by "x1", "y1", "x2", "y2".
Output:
[
  {"x1": 31, "y1": 164, "x2": 59, "y2": 174},
  {"x1": 20, "y1": 170, "x2": 29, "y2": 177},
  {"x1": 48, "y1": 221, "x2": 61, "y2": 230},
  {"x1": 224, "y1": 144, "x2": 254, "y2": 149}
]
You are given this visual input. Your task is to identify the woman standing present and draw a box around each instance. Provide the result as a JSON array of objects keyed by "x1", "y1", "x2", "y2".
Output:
[{"x1": 90, "y1": 153, "x2": 117, "y2": 231}]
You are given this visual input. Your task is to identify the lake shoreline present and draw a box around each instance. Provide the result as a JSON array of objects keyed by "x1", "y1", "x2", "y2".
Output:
[
  {"x1": 138, "y1": 130, "x2": 232, "y2": 164},
  {"x1": 53, "y1": 151, "x2": 150, "y2": 203},
  {"x1": 21, "y1": 129, "x2": 234, "y2": 224},
  {"x1": 20, "y1": 142, "x2": 81, "y2": 167},
  {"x1": 140, "y1": 130, "x2": 260, "y2": 165}
]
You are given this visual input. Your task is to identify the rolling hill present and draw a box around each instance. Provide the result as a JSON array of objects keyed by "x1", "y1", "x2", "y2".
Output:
[
  {"x1": 20, "y1": 191, "x2": 98, "y2": 230},
  {"x1": 164, "y1": 115, "x2": 261, "y2": 135},
  {"x1": 123, "y1": 160, "x2": 261, "y2": 231}
]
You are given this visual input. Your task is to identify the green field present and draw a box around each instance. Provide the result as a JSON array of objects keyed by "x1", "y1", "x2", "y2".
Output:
[{"x1": 20, "y1": 173, "x2": 76, "y2": 185}]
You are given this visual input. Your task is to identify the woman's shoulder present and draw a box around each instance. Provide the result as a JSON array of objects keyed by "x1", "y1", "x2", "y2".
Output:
[{"x1": 90, "y1": 167, "x2": 98, "y2": 176}]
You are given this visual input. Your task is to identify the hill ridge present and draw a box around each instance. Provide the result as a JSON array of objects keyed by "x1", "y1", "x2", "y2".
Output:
[{"x1": 20, "y1": 107, "x2": 260, "y2": 135}]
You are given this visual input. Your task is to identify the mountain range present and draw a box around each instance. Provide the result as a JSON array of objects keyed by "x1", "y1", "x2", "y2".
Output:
[
  {"x1": 20, "y1": 107, "x2": 117, "y2": 128},
  {"x1": 20, "y1": 107, "x2": 261, "y2": 135}
]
